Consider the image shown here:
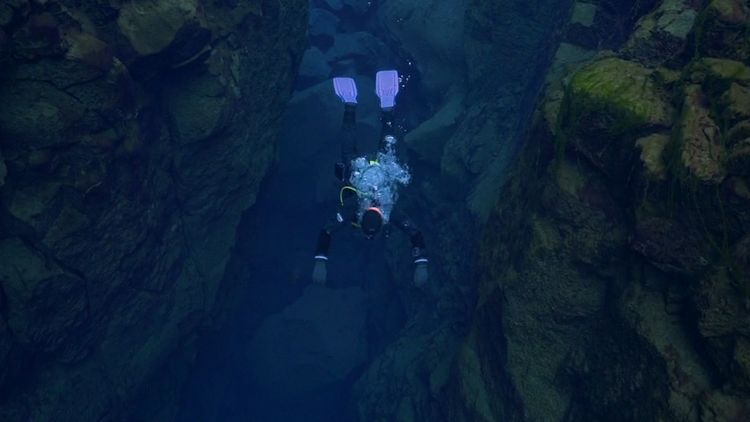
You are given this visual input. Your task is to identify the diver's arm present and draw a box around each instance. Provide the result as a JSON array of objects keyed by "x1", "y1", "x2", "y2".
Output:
[
  {"x1": 314, "y1": 216, "x2": 347, "y2": 260},
  {"x1": 393, "y1": 219, "x2": 428, "y2": 263},
  {"x1": 392, "y1": 217, "x2": 429, "y2": 286},
  {"x1": 312, "y1": 216, "x2": 347, "y2": 286},
  {"x1": 339, "y1": 104, "x2": 358, "y2": 164}
]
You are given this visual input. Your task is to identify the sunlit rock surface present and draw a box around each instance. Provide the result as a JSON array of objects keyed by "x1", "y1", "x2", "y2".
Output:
[{"x1": 0, "y1": 0, "x2": 307, "y2": 420}]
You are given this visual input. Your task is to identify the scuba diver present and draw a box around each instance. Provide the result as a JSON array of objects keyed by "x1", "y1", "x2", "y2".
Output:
[{"x1": 312, "y1": 70, "x2": 429, "y2": 287}]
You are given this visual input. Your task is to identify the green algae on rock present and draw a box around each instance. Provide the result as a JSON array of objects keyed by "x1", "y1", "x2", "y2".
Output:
[
  {"x1": 690, "y1": 57, "x2": 750, "y2": 91},
  {"x1": 117, "y1": 0, "x2": 199, "y2": 56},
  {"x1": 567, "y1": 57, "x2": 672, "y2": 133},
  {"x1": 560, "y1": 57, "x2": 673, "y2": 178},
  {"x1": 721, "y1": 82, "x2": 750, "y2": 124}
]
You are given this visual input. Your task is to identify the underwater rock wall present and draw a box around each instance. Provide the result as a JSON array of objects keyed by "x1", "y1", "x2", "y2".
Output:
[
  {"x1": 0, "y1": 0, "x2": 306, "y2": 420},
  {"x1": 452, "y1": 0, "x2": 750, "y2": 420}
]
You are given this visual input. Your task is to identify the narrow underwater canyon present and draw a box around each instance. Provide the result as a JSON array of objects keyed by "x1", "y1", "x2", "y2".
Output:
[{"x1": 1, "y1": 0, "x2": 749, "y2": 421}]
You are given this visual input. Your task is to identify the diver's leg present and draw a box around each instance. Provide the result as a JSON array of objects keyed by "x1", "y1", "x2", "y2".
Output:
[
  {"x1": 333, "y1": 77, "x2": 359, "y2": 164},
  {"x1": 379, "y1": 108, "x2": 396, "y2": 141},
  {"x1": 391, "y1": 216, "x2": 429, "y2": 286},
  {"x1": 312, "y1": 218, "x2": 347, "y2": 286},
  {"x1": 375, "y1": 70, "x2": 399, "y2": 150},
  {"x1": 340, "y1": 104, "x2": 358, "y2": 161},
  {"x1": 377, "y1": 108, "x2": 398, "y2": 152}
]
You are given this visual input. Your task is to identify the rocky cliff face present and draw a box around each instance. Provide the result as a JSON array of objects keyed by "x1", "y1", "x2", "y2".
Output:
[
  {"x1": 0, "y1": 0, "x2": 306, "y2": 420},
  {"x1": 450, "y1": 0, "x2": 750, "y2": 420}
]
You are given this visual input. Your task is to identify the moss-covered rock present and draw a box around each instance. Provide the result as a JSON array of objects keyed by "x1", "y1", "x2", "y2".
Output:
[
  {"x1": 728, "y1": 119, "x2": 750, "y2": 142},
  {"x1": 631, "y1": 216, "x2": 712, "y2": 275},
  {"x1": 451, "y1": 2, "x2": 750, "y2": 421},
  {"x1": 690, "y1": 58, "x2": 750, "y2": 105},
  {"x1": 117, "y1": 0, "x2": 199, "y2": 56},
  {"x1": 727, "y1": 138, "x2": 750, "y2": 175},
  {"x1": 636, "y1": 133, "x2": 671, "y2": 180},
  {"x1": 624, "y1": 0, "x2": 698, "y2": 65},
  {"x1": 677, "y1": 85, "x2": 726, "y2": 183},
  {"x1": 698, "y1": 0, "x2": 750, "y2": 61},
  {"x1": 0, "y1": 80, "x2": 87, "y2": 148},
  {"x1": 568, "y1": 57, "x2": 672, "y2": 131},
  {"x1": 695, "y1": 266, "x2": 750, "y2": 395},
  {"x1": 562, "y1": 57, "x2": 672, "y2": 177},
  {"x1": 164, "y1": 71, "x2": 228, "y2": 144},
  {"x1": 721, "y1": 82, "x2": 750, "y2": 124},
  {"x1": 700, "y1": 390, "x2": 750, "y2": 421}
]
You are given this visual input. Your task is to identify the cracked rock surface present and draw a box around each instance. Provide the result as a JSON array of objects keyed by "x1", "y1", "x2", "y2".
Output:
[
  {"x1": 0, "y1": 0, "x2": 307, "y2": 420},
  {"x1": 448, "y1": 1, "x2": 750, "y2": 420}
]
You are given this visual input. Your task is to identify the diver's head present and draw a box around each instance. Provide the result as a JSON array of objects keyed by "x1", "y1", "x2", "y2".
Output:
[{"x1": 361, "y1": 207, "x2": 384, "y2": 239}]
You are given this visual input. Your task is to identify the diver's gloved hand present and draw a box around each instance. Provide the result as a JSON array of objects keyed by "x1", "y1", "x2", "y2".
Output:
[
  {"x1": 312, "y1": 259, "x2": 328, "y2": 286},
  {"x1": 413, "y1": 261, "x2": 428, "y2": 287}
]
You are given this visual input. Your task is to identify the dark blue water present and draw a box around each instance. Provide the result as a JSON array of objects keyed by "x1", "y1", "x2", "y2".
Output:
[{"x1": 175, "y1": 8, "x2": 422, "y2": 417}]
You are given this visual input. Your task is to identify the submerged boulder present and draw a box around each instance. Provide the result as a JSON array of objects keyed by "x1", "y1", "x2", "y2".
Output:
[
  {"x1": 624, "y1": 0, "x2": 698, "y2": 65},
  {"x1": 721, "y1": 82, "x2": 750, "y2": 124},
  {"x1": 727, "y1": 138, "x2": 750, "y2": 175},
  {"x1": 0, "y1": 238, "x2": 89, "y2": 359},
  {"x1": 635, "y1": 133, "x2": 671, "y2": 181},
  {"x1": 324, "y1": 31, "x2": 390, "y2": 74},
  {"x1": 297, "y1": 47, "x2": 332, "y2": 88},
  {"x1": 247, "y1": 286, "x2": 367, "y2": 396},
  {"x1": 379, "y1": 0, "x2": 467, "y2": 100},
  {"x1": 117, "y1": 0, "x2": 199, "y2": 56},
  {"x1": 309, "y1": 7, "x2": 338, "y2": 48},
  {"x1": 631, "y1": 216, "x2": 711, "y2": 275},
  {"x1": 691, "y1": 57, "x2": 750, "y2": 86},
  {"x1": 567, "y1": 57, "x2": 672, "y2": 133},
  {"x1": 698, "y1": 0, "x2": 750, "y2": 61},
  {"x1": 562, "y1": 57, "x2": 672, "y2": 176}
]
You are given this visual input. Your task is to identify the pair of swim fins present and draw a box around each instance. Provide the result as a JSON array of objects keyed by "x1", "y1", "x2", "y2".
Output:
[{"x1": 333, "y1": 70, "x2": 399, "y2": 109}]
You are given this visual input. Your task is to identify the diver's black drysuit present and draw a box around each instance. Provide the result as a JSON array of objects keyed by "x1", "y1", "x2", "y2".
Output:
[{"x1": 313, "y1": 104, "x2": 428, "y2": 265}]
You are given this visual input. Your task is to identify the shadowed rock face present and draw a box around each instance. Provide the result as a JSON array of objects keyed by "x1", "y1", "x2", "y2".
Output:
[
  {"x1": 450, "y1": 0, "x2": 750, "y2": 421},
  {"x1": 0, "y1": 0, "x2": 307, "y2": 420}
]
